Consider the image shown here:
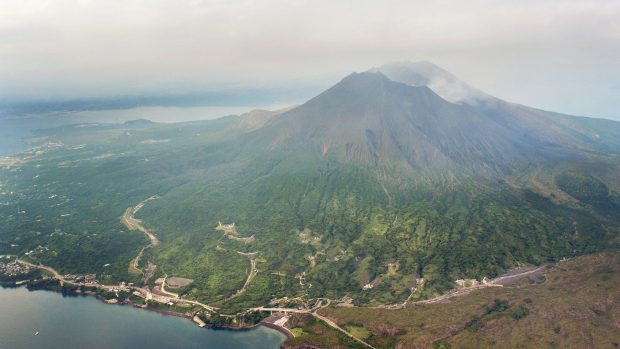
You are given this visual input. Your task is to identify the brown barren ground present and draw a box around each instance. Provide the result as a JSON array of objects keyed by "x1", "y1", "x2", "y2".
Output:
[{"x1": 285, "y1": 252, "x2": 620, "y2": 349}]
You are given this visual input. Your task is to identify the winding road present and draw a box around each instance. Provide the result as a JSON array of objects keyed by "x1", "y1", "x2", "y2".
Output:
[
  {"x1": 221, "y1": 252, "x2": 259, "y2": 302},
  {"x1": 121, "y1": 197, "x2": 161, "y2": 283},
  {"x1": 15, "y1": 258, "x2": 219, "y2": 313},
  {"x1": 121, "y1": 197, "x2": 160, "y2": 247},
  {"x1": 8, "y1": 194, "x2": 550, "y2": 348}
]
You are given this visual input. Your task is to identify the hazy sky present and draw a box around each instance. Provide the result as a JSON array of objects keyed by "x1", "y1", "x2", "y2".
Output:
[{"x1": 1, "y1": 0, "x2": 619, "y2": 119}]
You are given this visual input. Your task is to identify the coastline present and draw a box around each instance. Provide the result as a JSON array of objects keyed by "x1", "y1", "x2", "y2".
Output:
[
  {"x1": 0, "y1": 281, "x2": 292, "y2": 339},
  {"x1": 261, "y1": 322, "x2": 294, "y2": 340},
  {"x1": 0, "y1": 284, "x2": 289, "y2": 349}
]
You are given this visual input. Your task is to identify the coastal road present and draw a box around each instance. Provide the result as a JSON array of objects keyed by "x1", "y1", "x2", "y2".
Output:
[
  {"x1": 488, "y1": 264, "x2": 547, "y2": 286},
  {"x1": 16, "y1": 256, "x2": 369, "y2": 348},
  {"x1": 16, "y1": 259, "x2": 65, "y2": 282},
  {"x1": 179, "y1": 299, "x2": 219, "y2": 313},
  {"x1": 15, "y1": 258, "x2": 219, "y2": 313},
  {"x1": 16, "y1": 258, "x2": 135, "y2": 291},
  {"x1": 250, "y1": 307, "x2": 309, "y2": 314},
  {"x1": 414, "y1": 264, "x2": 548, "y2": 305}
]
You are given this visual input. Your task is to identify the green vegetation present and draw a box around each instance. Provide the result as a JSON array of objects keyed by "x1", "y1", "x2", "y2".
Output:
[
  {"x1": 556, "y1": 172, "x2": 610, "y2": 203},
  {"x1": 463, "y1": 299, "x2": 511, "y2": 332},
  {"x1": 289, "y1": 252, "x2": 620, "y2": 348},
  {"x1": 556, "y1": 171, "x2": 620, "y2": 216},
  {"x1": 345, "y1": 325, "x2": 372, "y2": 341},
  {"x1": 1, "y1": 113, "x2": 619, "y2": 314},
  {"x1": 286, "y1": 314, "x2": 367, "y2": 349},
  {"x1": 290, "y1": 327, "x2": 306, "y2": 337},
  {"x1": 195, "y1": 311, "x2": 267, "y2": 328},
  {"x1": 0, "y1": 269, "x2": 42, "y2": 284},
  {"x1": 1, "y1": 65, "x2": 620, "y2": 349},
  {"x1": 26, "y1": 277, "x2": 61, "y2": 290}
]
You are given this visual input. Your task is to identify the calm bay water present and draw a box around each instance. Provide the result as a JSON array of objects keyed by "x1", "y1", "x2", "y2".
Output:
[
  {"x1": 1, "y1": 106, "x2": 290, "y2": 348},
  {"x1": 0, "y1": 287, "x2": 285, "y2": 349}
]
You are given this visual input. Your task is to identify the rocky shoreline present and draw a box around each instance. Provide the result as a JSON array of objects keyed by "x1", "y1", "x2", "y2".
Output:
[{"x1": 0, "y1": 280, "x2": 292, "y2": 344}]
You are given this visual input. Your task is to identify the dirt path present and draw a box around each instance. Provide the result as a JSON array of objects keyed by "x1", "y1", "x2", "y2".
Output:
[
  {"x1": 159, "y1": 274, "x2": 180, "y2": 298},
  {"x1": 143, "y1": 261, "x2": 157, "y2": 284},
  {"x1": 239, "y1": 254, "x2": 258, "y2": 292},
  {"x1": 120, "y1": 196, "x2": 160, "y2": 282},
  {"x1": 121, "y1": 204, "x2": 160, "y2": 247},
  {"x1": 17, "y1": 258, "x2": 220, "y2": 313},
  {"x1": 222, "y1": 252, "x2": 259, "y2": 302},
  {"x1": 129, "y1": 246, "x2": 147, "y2": 275}
]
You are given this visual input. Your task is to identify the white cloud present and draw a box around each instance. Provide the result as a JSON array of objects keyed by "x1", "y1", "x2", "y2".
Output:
[{"x1": 0, "y1": 0, "x2": 618, "y2": 118}]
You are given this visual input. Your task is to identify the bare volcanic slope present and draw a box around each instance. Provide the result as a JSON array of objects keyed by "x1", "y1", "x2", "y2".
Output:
[{"x1": 244, "y1": 68, "x2": 616, "y2": 180}]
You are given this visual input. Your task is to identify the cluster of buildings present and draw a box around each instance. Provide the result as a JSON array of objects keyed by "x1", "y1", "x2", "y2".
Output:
[
  {"x1": 24, "y1": 246, "x2": 49, "y2": 257},
  {"x1": 132, "y1": 288, "x2": 174, "y2": 305},
  {"x1": 454, "y1": 277, "x2": 491, "y2": 288},
  {"x1": 63, "y1": 273, "x2": 97, "y2": 284},
  {"x1": 0, "y1": 260, "x2": 33, "y2": 277}
]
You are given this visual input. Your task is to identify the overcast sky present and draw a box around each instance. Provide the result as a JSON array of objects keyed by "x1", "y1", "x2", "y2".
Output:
[{"x1": 1, "y1": 0, "x2": 619, "y2": 119}]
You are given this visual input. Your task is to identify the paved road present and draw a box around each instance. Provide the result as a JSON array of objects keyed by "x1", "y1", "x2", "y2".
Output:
[
  {"x1": 489, "y1": 264, "x2": 547, "y2": 285},
  {"x1": 250, "y1": 307, "x2": 309, "y2": 314},
  {"x1": 159, "y1": 275, "x2": 180, "y2": 298},
  {"x1": 223, "y1": 253, "x2": 258, "y2": 302},
  {"x1": 20, "y1": 255, "x2": 395, "y2": 349},
  {"x1": 414, "y1": 264, "x2": 548, "y2": 305},
  {"x1": 313, "y1": 311, "x2": 376, "y2": 349},
  {"x1": 180, "y1": 299, "x2": 219, "y2": 312},
  {"x1": 17, "y1": 258, "x2": 220, "y2": 312},
  {"x1": 252, "y1": 298, "x2": 375, "y2": 348},
  {"x1": 17, "y1": 259, "x2": 63, "y2": 279}
]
